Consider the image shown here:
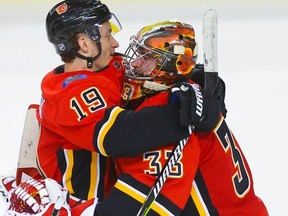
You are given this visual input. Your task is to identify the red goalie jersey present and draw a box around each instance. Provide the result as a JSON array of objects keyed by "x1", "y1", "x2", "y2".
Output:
[{"x1": 96, "y1": 90, "x2": 268, "y2": 216}]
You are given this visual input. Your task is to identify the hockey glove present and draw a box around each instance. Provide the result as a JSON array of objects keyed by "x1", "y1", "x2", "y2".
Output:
[
  {"x1": 169, "y1": 83, "x2": 220, "y2": 131},
  {"x1": 9, "y1": 179, "x2": 50, "y2": 214},
  {"x1": 191, "y1": 64, "x2": 227, "y2": 118}
]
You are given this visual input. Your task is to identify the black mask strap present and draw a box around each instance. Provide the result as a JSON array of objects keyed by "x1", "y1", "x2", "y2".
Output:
[{"x1": 75, "y1": 42, "x2": 102, "y2": 68}]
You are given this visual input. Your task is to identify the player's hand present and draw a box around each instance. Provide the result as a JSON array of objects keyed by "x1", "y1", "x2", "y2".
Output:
[
  {"x1": 191, "y1": 64, "x2": 227, "y2": 118},
  {"x1": 169, "y1": 82, "x2": 220, "y2": 131}
]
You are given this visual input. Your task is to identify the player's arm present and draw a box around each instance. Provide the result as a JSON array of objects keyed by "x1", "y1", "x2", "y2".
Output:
[
  {"x1": 94, "y1": 103, "x2": 190, "y2": 157},
  {"x1": 94, "y1": 83, "x2": 221, "y2": 157}
]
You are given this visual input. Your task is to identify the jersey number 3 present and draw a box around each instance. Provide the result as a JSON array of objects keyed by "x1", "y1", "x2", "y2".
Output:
[{"x1": 215, "y1": 118, "x2": 251, "y2": 198}]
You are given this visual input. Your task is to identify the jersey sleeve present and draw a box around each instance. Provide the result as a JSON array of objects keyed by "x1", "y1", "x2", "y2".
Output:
[{"x1": 94, "y1": 104, "x2": 190, "y2": 157}]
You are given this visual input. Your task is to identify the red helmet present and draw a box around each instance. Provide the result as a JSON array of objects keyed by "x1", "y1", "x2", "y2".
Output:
[{"x1": 122, "y1": 20, "x2": 198, "y2": 106}]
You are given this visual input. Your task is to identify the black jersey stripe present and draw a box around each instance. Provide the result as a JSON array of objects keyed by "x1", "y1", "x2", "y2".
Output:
[
  {"x1": 190, "y1": 170, "x2": 219, "y2": 216},
  {"x1": 55, "y1": 148, "x2": 107, "y2": 201}
]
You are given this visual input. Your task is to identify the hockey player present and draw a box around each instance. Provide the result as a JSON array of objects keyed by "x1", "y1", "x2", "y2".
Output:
[
  {"x1": 93, "y1": 21, "x2": 269, "y2": 215},
  {"x1": 36, "y1": 0, "x2": 221, "y2": 207}
]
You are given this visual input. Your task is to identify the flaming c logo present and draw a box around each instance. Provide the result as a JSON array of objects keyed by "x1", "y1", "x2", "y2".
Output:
[{"x1": 56, "y1": 3, "x2": 68, "y2": 15}]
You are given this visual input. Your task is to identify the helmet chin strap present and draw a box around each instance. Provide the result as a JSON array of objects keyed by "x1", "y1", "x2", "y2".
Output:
[{"x1": 75, "y1": 42, "x2": 102, "y2": 68}]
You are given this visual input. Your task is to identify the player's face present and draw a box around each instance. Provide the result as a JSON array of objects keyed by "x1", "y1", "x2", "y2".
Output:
[
  {"x1": 130, "y1": 52, "x2": 157, "y2": 76},
  {"x1": 93, "y1": 21, "x2": 119, "y2": 69}
]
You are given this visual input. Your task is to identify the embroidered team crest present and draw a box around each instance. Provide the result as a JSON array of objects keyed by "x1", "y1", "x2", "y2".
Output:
[{"x1": 56, "y1": 3, "x2": 68, "y2": 15}]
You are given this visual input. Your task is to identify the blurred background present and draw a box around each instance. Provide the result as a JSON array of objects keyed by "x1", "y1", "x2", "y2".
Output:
[{"x1": 0, "y1": 0, "x2": 288, "y2": 215}]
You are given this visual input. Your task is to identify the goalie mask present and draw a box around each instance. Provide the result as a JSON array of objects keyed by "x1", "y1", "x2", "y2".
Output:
[{"x1": 121, "y1": 20, "x2": 198, "y2": 107}]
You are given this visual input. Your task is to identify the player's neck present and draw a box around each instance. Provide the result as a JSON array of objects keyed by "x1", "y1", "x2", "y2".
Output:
[{"x1": 64, "y1": 58, "x2": 92, "y2": 73}]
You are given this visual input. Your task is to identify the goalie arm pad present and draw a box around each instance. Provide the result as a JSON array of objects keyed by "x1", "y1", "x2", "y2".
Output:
[{"x1": 94, "y1": 104, "x2": 190, "y2": 157}]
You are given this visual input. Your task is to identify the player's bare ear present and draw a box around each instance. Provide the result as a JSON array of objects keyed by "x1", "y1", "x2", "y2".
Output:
[{"x1": 77, "y1": 34, "x2": 89, "y2": 53}]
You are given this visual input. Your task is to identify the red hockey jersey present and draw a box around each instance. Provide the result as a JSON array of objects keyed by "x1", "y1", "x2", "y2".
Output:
[
  {"x1": 115, "y1": 90, "x2": 268, "y2": 216},
  {"x1": 115, "y1": 91, "x2": 200, "y2": 210},
  {"x1": 36, "y1": 55, "x2": 124, "y2": 201}
]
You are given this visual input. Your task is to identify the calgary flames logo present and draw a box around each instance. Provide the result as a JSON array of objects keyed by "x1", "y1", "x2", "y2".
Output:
[{"x1": 56, "y1": 3, "x2": 68, "y2": 15}]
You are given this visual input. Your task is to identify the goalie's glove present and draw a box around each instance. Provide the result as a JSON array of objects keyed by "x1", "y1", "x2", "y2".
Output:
[
  {"x1": 8, "y1": 178, "x2": 50, "y2": 214},
  {"x1": 8, "y1": 178, "x2": 71, "y2": 215},
  {"x1": 169, "y1": 82, "x2": 220, "y2": 131},
  {"x1": 191, "y1": 64, "x2": 227, "y2": 118}
]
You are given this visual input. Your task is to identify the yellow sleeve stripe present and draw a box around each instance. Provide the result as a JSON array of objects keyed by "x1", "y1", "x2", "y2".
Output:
[
  {"x1": 63, "y1": 149, "x2": 75, "y2": 195},
  {"x1": 87, "y1": 152, "x2": 98, "y2": 200},
  {"x1": 190, "y1": 181, "x2": 210, "y2": 216},
  {"x1": 115, "y1": 179, "x2": 172, "y2": 216},
  {"x1": 97, "y1": 107, "x2": 124, "y2": 157}
]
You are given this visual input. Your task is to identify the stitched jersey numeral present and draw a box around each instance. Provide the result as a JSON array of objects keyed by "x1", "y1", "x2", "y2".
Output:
[
  {"x1": 215, "y1": 118, "x2": 251, "y2": 198},
  {"x1": 121, "y1": 83, "x2": 133, "y2": 101},
  {"x1": 70, "y1": 87, "x2": 106, "y2": 121},
  {"x1": 143, "y1": 150, "x2": 183, "y2": 178}
]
